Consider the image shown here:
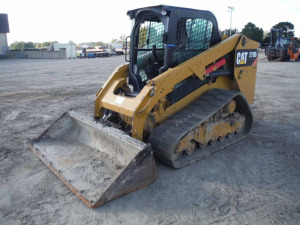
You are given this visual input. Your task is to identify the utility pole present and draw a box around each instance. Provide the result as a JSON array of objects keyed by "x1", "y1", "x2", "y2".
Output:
[{"x1": 228, "y1": 6, "x2": 234, "y2": 36}]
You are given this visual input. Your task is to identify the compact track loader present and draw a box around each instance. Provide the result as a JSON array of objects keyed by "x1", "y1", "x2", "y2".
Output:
[{"x1": 29, "y1": 5, "x2": 259, "y2": 207}]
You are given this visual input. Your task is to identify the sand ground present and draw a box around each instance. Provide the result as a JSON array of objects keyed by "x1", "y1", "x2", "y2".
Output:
[{"x1": 0, "y1": 53, "x2": 299, "y2": 224}]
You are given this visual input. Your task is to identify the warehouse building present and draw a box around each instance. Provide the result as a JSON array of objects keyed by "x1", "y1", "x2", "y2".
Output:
[{"x1": 0, "y1": 14, "x2": 9, "y2": 59}]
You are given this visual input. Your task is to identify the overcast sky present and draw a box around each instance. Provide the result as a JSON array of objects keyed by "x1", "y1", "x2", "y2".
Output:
[{"x1": 2, "y1": 0, "x2": 300, "y2": 44}]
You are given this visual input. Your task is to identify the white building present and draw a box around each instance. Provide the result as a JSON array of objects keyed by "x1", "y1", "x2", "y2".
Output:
[
  {"x1": 53, "y1": 43, "x2": 76, "y2": 59},
  {"x1": 108, "y1": 42, "x2": 123, "y2": 49}
]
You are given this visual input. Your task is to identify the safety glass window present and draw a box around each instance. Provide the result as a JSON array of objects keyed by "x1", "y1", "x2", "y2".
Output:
[
  {"x1": 135, "y1": 17, "x2": 165, "y2": 82},
  {"x1": 173, "y1": 18, "x2": 213, "y2": 65}
]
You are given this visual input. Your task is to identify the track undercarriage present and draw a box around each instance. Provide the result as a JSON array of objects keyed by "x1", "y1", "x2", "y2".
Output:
[{"x1": 149, "y1": 89, "x2": 253, "y2": 168}]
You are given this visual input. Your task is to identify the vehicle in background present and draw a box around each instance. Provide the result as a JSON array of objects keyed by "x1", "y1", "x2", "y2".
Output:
[
  {"x1": 77, "y1": 46, "x2": 110, "y2": 58},
  {"x1": 265, "y1": 28, "x2": 300, "y2": 61},
  {"x1": 108, "y1": 42, "x2": 124, "y2": 55}
]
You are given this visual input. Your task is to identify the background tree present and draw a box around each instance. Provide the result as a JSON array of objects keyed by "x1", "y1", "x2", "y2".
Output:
[
  {"x1": 9, "y1": 41, "x2": 35, "y2": 50},
  {"x1": 119, "y1": 34, "x2": 126, "y2": 41},
  {"x1": 230, "y1": 28, "x2": 239, "y2": 36},
  {"x1": 119, "y1": 34, "x2": 127, "y2": 47},
  {"x1": 9, "y1": 41, "x2": 24, "y2": 50},
  {"x1": 35, "y1": 41, "x2": 58, "y2": 48},
  {"x1": 261, "y1": 30, "x2": 271, "y2": 47},
  {"x1": 220, "y1": 29, "x2": 239, "y2": 38},
  {"x1": 95, "y1": 41, "x2": 106, "y2": 47},
  {"x1": 241, "y1": 22, "x2": 264, "y2": 43},
  {"x1": 24, "y1": 42, "x2": 35, "y2": 49},
  {"x1": 35, "y1": 43, "x2": 42, "y2": 48},
  {"x1": 111, "y1": 35, "x2": 127, "y2": 43},
  {"x1": 272, "y1": 22, "x2": 294, "y2": 37},
  {"x1": 78, "y1": 41, "x2": 107, "y2": 48},
  {"x1": 260, "y1": 22, "x2": 295, "y2": 48}
]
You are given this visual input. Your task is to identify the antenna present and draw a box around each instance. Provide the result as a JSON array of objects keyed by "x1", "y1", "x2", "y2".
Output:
[{"x1": 228, "y1": 6, "x2": 235, "y2": 36}]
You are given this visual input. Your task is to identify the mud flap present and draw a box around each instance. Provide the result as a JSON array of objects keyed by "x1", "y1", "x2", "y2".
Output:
[{"x1": 29, "y1": 111, "x2": 157, "y2": 208}]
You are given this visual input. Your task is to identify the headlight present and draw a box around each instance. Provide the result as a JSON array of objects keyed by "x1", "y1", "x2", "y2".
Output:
[{"x1": 161, "y1": 9, "x2": 167, "y2": 16}]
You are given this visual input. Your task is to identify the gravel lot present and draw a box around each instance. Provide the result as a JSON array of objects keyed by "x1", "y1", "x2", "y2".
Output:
[{"x1": 0, "y1": 54, "x2": 299, "y2": 225}]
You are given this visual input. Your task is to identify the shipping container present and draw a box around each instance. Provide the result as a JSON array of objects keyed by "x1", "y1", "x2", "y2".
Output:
[{"x1": 53, "y1": 43, "x2": 76, "y2": 59}]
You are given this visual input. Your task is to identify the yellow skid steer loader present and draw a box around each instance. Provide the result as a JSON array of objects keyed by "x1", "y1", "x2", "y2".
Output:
[{"x1": 29, "y1": 5, "x2": 259, "y2": 207}]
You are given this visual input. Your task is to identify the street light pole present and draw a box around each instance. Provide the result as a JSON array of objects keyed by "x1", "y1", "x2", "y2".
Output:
[{"x1": 228, "y1": 6, "x2": 234, "y2": 36}]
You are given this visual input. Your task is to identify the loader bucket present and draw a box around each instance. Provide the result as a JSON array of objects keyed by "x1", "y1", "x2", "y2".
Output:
[{"x1": 29, "y1": 111, "x2": 157, "y2": 208}]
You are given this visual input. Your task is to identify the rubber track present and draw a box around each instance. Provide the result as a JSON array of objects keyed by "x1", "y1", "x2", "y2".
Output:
[{"x1": 149, "y1": 88, "x2": 253, "y2": 168}]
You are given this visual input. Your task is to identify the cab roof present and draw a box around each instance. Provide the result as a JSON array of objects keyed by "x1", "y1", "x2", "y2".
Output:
[{"x1": 127, "y1": 5, "x2": 214, "y2": 20}]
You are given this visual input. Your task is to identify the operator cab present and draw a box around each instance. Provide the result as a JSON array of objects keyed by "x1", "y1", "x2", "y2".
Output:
[
  {"x1": 126, "y1": 5, "x2": 221, "y2": 91},
  {"x1": 276, "y1": 37, "x2": 290, "y2": 48}
]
